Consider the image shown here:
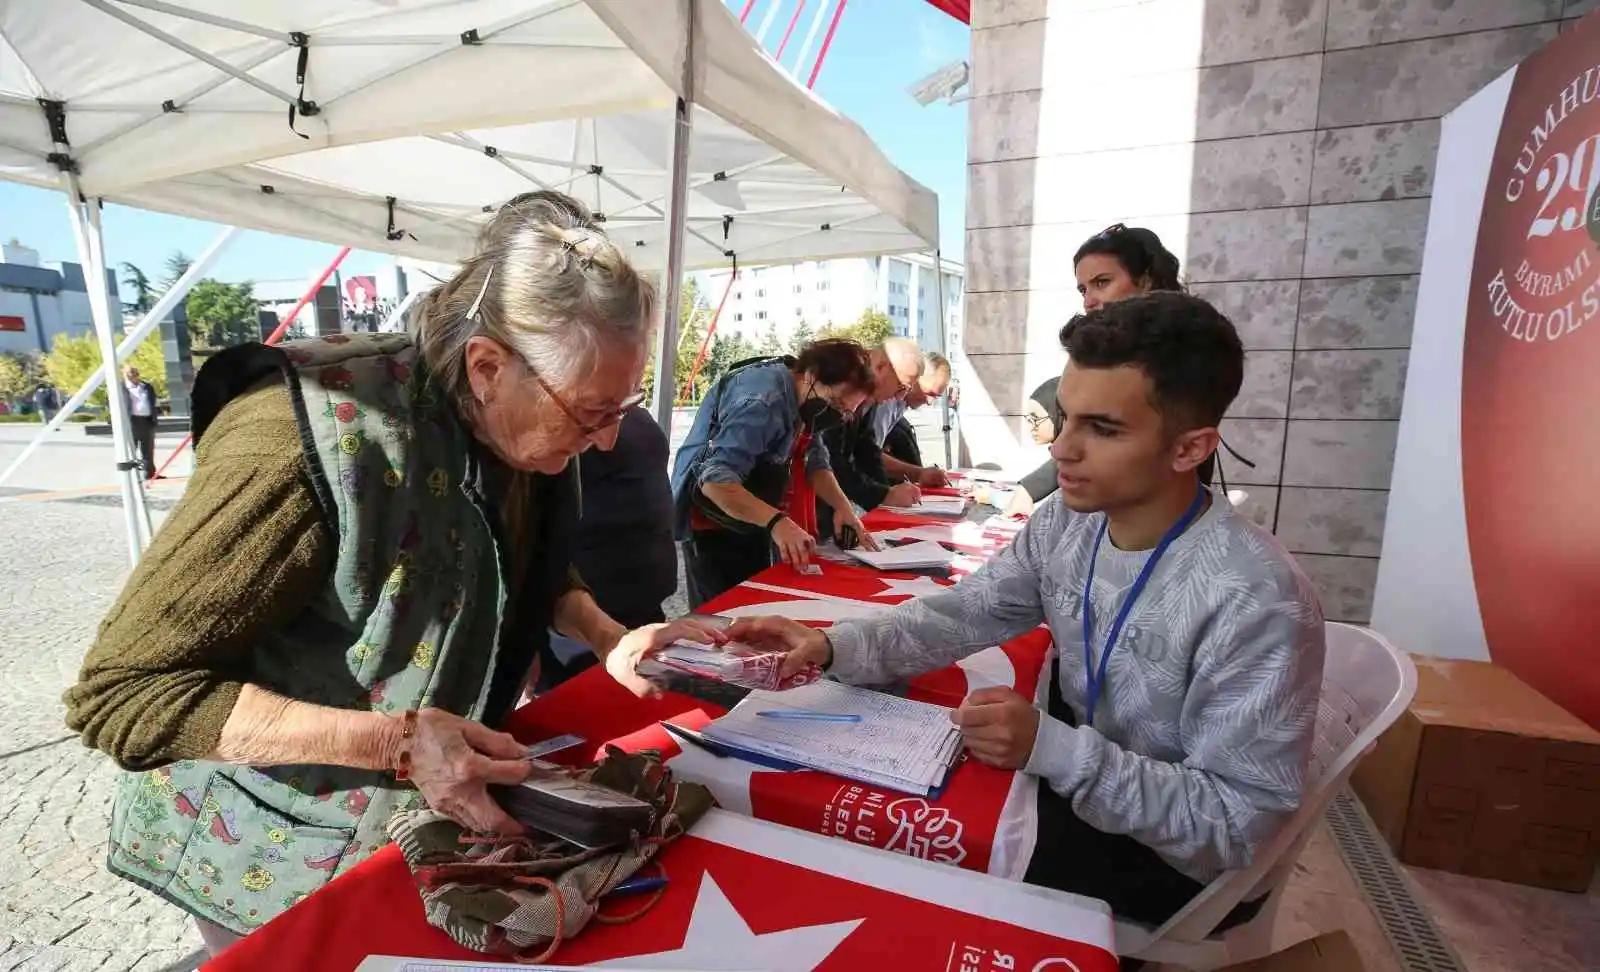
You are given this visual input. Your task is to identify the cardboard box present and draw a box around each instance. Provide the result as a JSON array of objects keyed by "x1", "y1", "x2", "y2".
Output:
[
  {"x1": 1351, "y1": 656, "x2": 1600, "y2": 892},
  {"x1": 1219, "y1": 931, "x2": 1367, "y2": 971}
]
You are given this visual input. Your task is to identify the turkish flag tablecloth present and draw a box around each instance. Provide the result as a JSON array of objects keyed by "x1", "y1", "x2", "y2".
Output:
[
  {"x1": 507, "y1": 563, "x2": 1053, "y2": 879},
  {"x1": 207, "y1": 811, "x2": 1116, "y2": 972}
]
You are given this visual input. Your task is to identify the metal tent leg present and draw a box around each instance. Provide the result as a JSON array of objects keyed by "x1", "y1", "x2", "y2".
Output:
[{"x1": 648, "y1": 0, "x2": 698, "y2": 441}]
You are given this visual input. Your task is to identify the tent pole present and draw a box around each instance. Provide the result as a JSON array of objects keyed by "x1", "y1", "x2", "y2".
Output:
[
  {"x1": 650, "y1": 0, "x2": 698, "y2": 438},
  {"x1": 0, "y1": 225, "x2": 235, "y2": 490},
  {"x1": 933, "y1": 249, "x2": 953, "y2": 468},
  {"x1": 61, "y1": 184, "x2": 144, "y2": 563}
]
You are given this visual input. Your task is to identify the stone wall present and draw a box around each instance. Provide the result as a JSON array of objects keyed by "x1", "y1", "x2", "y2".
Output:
[{"x1": 961, "y1": 0, "x2": 1595, "y2": 621}]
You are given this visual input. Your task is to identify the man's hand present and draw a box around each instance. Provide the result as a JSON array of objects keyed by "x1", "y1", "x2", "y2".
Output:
[
  {"x1": 771, "y1": 516, "x2": 816, "y2": 566},
  {"x1": 834, "y1": 507, "x2": 880, "y2": 551},
  {"x1": 603, "y1": 617, "x2": 729, "y2": 697},
  {"x1": 885, "y1": 482, "x2": 921, "y2": 508},
  {"x1": 916, "y1": 466, "x2": 950, "y2": 488},
  {"x1": 723, "y1": 616, "x2": 832, "y2": 678},
  {"x1": 951, "y1": 687, "x2": 1041, "y2": 769}
]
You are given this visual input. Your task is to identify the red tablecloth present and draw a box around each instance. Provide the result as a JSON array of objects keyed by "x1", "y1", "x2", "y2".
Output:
[
  {"x1": 505, "y1": 561, "x2": 1053, "y2": 876},
  {"x1": 206, "y1": 811, "x2": 1117, "y2": 972}
]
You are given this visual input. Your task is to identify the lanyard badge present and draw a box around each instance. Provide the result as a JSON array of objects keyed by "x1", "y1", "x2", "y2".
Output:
[{"x1": 1080, "y1": 484, "x2": 1207, "y2": 725}]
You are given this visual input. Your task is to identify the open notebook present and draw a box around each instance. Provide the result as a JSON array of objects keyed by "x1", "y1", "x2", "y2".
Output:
[
  {"x1": 701, "y1": 680, "x2": 963, "y2": 796},
  {"x1": 842, "y1": 538, "x2": 955, "y2": 571},
  {"x1": 883, "y1": 494, "x2": 968, "y2": 518}
]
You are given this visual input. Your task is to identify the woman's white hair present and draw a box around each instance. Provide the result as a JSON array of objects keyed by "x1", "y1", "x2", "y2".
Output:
[{"x1": 412, "y1": 190, "x2": 657, "y2": 413}]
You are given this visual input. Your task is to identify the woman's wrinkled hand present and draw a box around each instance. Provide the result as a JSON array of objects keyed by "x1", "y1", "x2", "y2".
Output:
[
  {"x1": 404, "y1": 708, "x2": 533, "y2": 835},
  {"x1": 604, "y1": 617, "x2": 730, "y2": 697}
]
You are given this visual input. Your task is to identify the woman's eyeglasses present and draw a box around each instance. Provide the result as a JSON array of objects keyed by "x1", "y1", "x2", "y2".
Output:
[{"x1": 525, "y1": 364, "x2": 644, "y2": 437}]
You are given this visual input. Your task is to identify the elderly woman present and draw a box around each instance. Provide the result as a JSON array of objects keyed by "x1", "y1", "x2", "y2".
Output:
[{"x1": 63, "y1": 190, "x2": 716, "y2": 953}]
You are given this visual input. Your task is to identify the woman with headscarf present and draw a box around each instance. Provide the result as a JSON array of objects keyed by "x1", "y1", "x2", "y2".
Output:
[{"x1": 63, "y1": 190, "x2": 720, "y2": 954}]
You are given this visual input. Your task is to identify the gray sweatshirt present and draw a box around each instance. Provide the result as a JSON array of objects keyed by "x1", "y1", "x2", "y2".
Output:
[{"x1": 826, "y1": 490, "x2": 1325, "y2": 884}]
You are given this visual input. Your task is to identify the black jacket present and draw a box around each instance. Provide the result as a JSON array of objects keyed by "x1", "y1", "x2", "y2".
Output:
[
  {"x1": 811, "y1": 402, "x2": 896, "y2": 534},
  {"x1": 568, "y1": 408, "x2": 677, "y2": 628}
]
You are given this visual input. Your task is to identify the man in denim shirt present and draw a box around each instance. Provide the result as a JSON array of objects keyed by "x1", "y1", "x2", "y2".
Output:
[{"x1": 671, "y1": 340, "x2": 880, "y2": 607}]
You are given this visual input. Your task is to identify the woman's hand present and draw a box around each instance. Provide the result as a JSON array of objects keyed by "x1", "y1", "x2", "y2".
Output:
[
  {"x1": 404, "y1": 709, "x2": 533, "y2": 835},
  {"x1": 604, "y1": 617, "x2": 730, "y2": 697},
  {"x1": 770, "y1": 516, "x2": 817, "y2": 566}
]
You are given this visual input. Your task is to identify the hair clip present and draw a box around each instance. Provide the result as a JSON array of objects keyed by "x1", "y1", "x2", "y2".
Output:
[
  {"x1": 465, "y1": 264, "x2": 495, "y2": 320},
  {"x1": 1096, "y1": 223, "x2": 1127, "y2": 240}
]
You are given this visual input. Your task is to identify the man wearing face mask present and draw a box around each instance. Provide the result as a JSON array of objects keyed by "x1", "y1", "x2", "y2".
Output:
[
  {"x1": 670, "y1": 338, "x2": 882, "y2": 608},
  {"x1": 811, "y1": 337, "x2": 928, "y2": 538}
]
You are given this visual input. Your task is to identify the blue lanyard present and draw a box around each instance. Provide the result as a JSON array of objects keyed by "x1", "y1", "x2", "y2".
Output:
[{"x1": 1080, "y1": 485, "x2": 1208, "y2": 726}]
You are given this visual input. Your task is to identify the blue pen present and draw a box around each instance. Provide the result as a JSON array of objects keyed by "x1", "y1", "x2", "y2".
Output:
[
  {"x1": 609, "y1": 876, "x2": 669, "y2": 898},
  {"x1": 755, "y1": 710, "x2": 862, "y2": 723}
]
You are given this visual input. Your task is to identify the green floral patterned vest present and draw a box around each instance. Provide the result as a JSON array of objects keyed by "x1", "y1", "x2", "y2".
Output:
[{"x1": 104, "y1": 333, "x2": 532, "y2": 934}]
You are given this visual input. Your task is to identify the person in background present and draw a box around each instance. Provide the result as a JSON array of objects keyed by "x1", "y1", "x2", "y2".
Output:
[
  {"x1": 670, "y1": 338, "x2": 880, "y2": 608},
  {"x1": 64, "y1": 190, "x2": 722, "y2": 954},
  {"x1": 539, "y1": 407, "x2": 676, "y2": 690},
  {"x1": 731, "y1": 292, "x2": 1325, "y2": 932},
  {"x1": 812, "y1": 337, "x2": 926, "y2": 536},
  {"x1": 33, "y1": 382, "x2": 59, "y2": 424},
  {"x1": 877, "y1": 351, "x2": 953, "y2": 481},
  {"x1": 122, "y1": 366, "x2": 159, "y2": 480},
  {"x1": 1007, "y1": 224, "x2": 1185, "y2": 516}
]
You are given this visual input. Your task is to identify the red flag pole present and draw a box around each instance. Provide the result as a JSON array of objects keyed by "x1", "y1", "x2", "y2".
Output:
[
  {"x1": 677, "y1": 266, "x2": 738, "y2": 405},
  {"x1": 738, "y1": 0, "x2": 758, "y2": 24},
  {"x1": 152, "y1": 246, "x2": 352, "y2": 479},
  {"x1": 806, "y1": 0, "x2": 850, "y2": 89},
  {"x1": 774, "y1": 0, "x2": 807, "y2": 60}
]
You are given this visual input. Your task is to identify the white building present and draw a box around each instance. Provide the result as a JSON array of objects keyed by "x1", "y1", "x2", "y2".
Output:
[
  {"x1": 693, "y1": 253, "x2": 964, "y2": 354},
  {"x1": 0, "y1": 240, "x2": 114, "y2": 356}
]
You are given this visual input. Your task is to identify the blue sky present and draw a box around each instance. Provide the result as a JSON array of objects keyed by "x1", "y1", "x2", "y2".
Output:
[{"x1": 0, "y1": 0, "x2": 968, "y2": 295}]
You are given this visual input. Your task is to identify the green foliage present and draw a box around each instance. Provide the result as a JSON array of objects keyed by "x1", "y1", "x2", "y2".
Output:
[
  {"x1": 704, "y1": 332, "x2": 759, "y2": 388},
  {"x1": 186, "y1": 279, "x2": 259, "y2": 350},
  {"x1": 788, "y1": 321, "x2": 816, "y2": 355},
  {"x1": 43, "y1": 331, "x2": 168, "y2": 409},
  {"x1": 120, "y1": 262, "x2": 156, "y2": 313},
  {"x1": 757, "y1": 322, "x2": 783, "y2": 356},
  {"x1": 822, "y1": 308, "x2": 895, "y2": 348},
  {"x1": 162, "y1": 251, "x2": 193, "y2": 289},
  {"x1": 0, "y1": 352, "x2": 43, "y2": 403},
  {"x1": 640, "y1": 277, "x2": 717, "y2": 405}
]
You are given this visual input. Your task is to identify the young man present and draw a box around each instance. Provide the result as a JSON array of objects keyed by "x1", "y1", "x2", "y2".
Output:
[
  {"x1": 876, "y1": 351, "x2": 952, "y2": 485},
  {"x1": 731, "y1": 292, "x2": 1325, "y2": 929}
]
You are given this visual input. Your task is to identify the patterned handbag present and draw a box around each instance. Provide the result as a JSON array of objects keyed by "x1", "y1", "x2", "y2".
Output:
[{"x1": 388, "y1": 747, "x2": 713, "y2": 962}]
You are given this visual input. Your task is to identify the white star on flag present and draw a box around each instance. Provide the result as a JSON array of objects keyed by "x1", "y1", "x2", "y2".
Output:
[
  {"x1": 594, "y1": 873, "x2": 862, "y2": 970},
  {"x1": 874, "y1": 576, "x2": 952, "y2": 599}
]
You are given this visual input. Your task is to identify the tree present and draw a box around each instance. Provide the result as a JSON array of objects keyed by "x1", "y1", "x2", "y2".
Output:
[
  {"x1": 820, "y1": 308, "x2": 895, "y2": 348},
  {"x1": 120, "y1": 263, "x2": 156, "y2": 314},
  {"x1": 640, "y1": 277, "x2": 716, "y2": 404},
  {"x1": 186, "y1": 279, "x2": 259, "y2": 349},
  {"x1": 0, "y1": 353, "x2": 37, "y2": 405},
  {"x1": 758, "y1": 321, "x2": 783, "y2": 356},
  {"x1": 704, "y1": 332, "x2": 759, "y2": 388},
  {"x1": 162, "y1": 251, "x2": 193, "y2": 290},
  {"x1": 789, "y1": 321, "x2": 816, "y2": 355},
  {"x1": 44, "y1": 331, "x2": 167, "y2": 409}
]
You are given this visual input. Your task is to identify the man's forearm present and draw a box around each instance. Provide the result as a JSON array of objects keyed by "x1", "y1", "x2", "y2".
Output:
[
  {"x1": 553, "y1": 588, "x2": 628, "y2": 660},
  {"x1": 881, "y1": 453, "x2": 919, "y2": 481},
  {"x1": 208, "y1": 683, "x2": 401, "y2": 770},
  {"x1": 809, "y1": 469, "x2": 855, "y2": 514}
]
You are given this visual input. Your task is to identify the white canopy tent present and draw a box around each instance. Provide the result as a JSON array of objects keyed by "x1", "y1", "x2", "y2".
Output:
[{"x1": 0, "y1": 0, "x2": 939, "y2": 564}]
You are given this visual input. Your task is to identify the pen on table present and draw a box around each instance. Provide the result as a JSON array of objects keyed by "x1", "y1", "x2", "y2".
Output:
[
  {"x1": 755, "y1": 710, "x2": 863, "y2": 723},
  {"x1": 659, "y1": 721, "x2": 726, "y2": 758},
  {"x1": 608, "y1": 876, "x2": 669, "y2": 898}
]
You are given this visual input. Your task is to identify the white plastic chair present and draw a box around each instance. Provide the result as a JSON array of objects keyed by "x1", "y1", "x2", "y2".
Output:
[{"x1": 1116, "y1": 622, "x2": 1419, "y2": 969}]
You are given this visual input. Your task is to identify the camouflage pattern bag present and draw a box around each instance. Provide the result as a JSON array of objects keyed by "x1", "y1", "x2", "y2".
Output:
[{"x1": 388, "y1": 747, "x2": 713, "y2": 962}]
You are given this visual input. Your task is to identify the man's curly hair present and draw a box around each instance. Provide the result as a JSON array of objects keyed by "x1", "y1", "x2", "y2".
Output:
[{"x1": 1058, "y1": 291, "x2": 1243, "y2": 431}]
